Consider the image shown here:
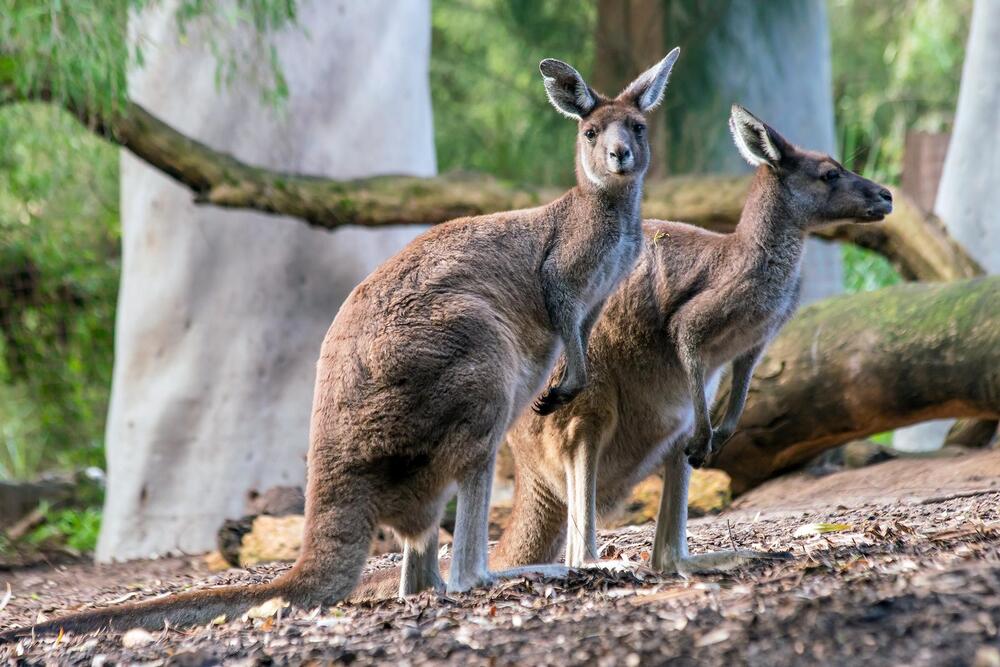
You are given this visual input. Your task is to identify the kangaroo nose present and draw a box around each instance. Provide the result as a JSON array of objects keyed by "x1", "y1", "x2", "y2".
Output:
[
  {"x1": 609, "y1": 146, "x2": 632, "y2": 161},
  {"x1": 878, "y1": 188, "x2": 892, "y2": 202}
]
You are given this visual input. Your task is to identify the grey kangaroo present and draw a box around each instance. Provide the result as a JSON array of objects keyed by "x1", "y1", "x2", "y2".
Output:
[
  {"x1": 0, "y1": 48, "x2": 680, "y2": 640},
  {"x1": 496, "y1": 105, "x2": 893, "y2": 573}
]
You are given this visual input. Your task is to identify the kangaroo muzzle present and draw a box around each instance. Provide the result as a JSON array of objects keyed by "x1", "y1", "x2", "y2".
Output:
[{"x1": 607, "y1": 143, "x2": 635, "y2": 173}]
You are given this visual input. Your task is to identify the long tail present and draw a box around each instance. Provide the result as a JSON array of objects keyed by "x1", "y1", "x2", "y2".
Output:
[
  {"x1": 0, "y1": 579, "x2": 289, "y2": 641},
  {"x1": 1, "y1": 490, "x2": 378, "y2": 642}
]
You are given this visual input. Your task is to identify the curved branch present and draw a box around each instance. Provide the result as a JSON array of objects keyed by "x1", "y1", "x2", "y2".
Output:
[{"x1": 1, "y1": 77, "x2": 983, "y2": 281}]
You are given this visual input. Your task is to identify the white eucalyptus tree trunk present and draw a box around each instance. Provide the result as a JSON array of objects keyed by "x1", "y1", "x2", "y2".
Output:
[
  {"x1": 661, "y1": 0, "x2": 842, "y2": 304},
  {"x1": 97, "y1": 1, "x2": 435, "y2": 561},
  {"x1": 894, "y1": 0, "x2": 998, "y2": 453}
]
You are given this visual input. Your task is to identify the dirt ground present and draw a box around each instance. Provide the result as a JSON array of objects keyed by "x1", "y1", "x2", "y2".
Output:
[{"x1": 3, "y1": 452, "x2": 1000, "y2": 666}]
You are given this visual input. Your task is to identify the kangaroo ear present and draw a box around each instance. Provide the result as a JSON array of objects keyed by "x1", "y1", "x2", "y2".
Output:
[
  {"x1": 619, "y1": 47, "x2": 680, "y2": 113},
  {"x1": 729, "y1": 105, "x2": 788, "y2": 169},
  {"x1": 539, "y1": 59, "x2": 597, "y2": 119}
]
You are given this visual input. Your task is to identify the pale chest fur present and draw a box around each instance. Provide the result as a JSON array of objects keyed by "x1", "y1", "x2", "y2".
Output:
[
  {"x1": 586, "y1": 214, "x2": 644, "y2": 310},
  {"x1": 701, "y1": 252, "x2": 802, "y2": 367}
]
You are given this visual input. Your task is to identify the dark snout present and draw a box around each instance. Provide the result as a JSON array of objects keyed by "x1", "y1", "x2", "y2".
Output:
[
  {"x1": 848, "y1": 171, "x2": 893, "y2": 222},
  {"x1": 607, "y1": 142, "x2": 635, "y2": 174},
  {"x1": 862, "y1": 185, "x2": 893, "y2": 222}
]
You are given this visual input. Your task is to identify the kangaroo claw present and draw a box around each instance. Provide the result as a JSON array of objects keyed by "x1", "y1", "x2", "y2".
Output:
[{"x1": 532, "y1": 386, "x2": 575, "y2": 415}]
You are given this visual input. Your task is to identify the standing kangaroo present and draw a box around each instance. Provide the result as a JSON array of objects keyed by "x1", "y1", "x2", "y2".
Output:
[
  {"x1": 495, "y1": 106, "x2": 894, "y2": 573},
  {"x1": 0, "y1": 49, "x2": 680, "y2": 640}
]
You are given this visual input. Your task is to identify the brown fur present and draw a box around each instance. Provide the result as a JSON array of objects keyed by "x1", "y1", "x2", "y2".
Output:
[
  {"x1": 0, "y1": 51, "x2": 681, "y2": 641},
  {"x1": 494, "y1": 106, "x2": 893, "y2": 571},
  {"x1": 348, "y1": 107, "x2": 893, "y2": 599}
]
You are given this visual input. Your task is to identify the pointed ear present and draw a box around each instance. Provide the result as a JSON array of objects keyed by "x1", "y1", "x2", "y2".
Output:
[
  {"x1": 729, "y1": 105, "x2": 789, "y2": 169},
  {"x1": 619, "y1": 47, "x2": 680, "y2": 112},
  {"x1": 539, "y1": 59, "x2": 597, "y2": 119}
]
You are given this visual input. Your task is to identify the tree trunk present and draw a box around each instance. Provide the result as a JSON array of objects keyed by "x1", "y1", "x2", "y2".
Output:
[
  {"x1": 659, "y1": 0, "x2": 842, "y2": 304},
  {"x1": 894, "y1": 0, "x2": 1000, "y2": 453},
  {"x1": 97, "y1": 1, "x2": 436, "y2": 561},
  {"x1": 713, "y1": 277, "x2": 1000, "y2": 494},
  {"x1": 594, "y1": 0, "x2": 665, "y2": 178}
]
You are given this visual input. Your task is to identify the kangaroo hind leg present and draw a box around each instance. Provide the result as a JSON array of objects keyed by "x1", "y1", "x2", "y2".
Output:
[
  {"x1": 400, "y1": 528, "x2": 444, "y2": 597},
  {"x1": 651, "y1": 444, "x2": 791, "y2": 576}
]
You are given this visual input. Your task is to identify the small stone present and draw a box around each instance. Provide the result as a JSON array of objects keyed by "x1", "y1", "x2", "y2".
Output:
[
  {"x1": 974, "y1": 645, "x2": 1000, "y2": 667},
  {"x1": 121, "y1": 627, "x2": 156, "y2": 649}
]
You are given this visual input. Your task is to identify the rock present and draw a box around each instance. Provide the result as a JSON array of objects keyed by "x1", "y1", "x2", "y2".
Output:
[
  {"x1": 121, "y1": 628, "x2": 156, "y2": 648},
  {"x1": 245, "y1": 486, "x2": 305, "y2": 516},
  {"x1": 370, "y1": 527, "x2": 401, "y2": 556},
  {"x1": 605, "y1": 468, "x2": 733, "y2": 527},
  {"x1": 688, "y1": 469, "x2": 733, "y2": 517},
  {"x1": 843, "y1": 440, "x2": 896, "y2": 469},
  {"x1": 203, "y1": 550, "x2": 233, "y2": 573},
  {"x1": 610, "y1": 476, "x2": 663, "y2": 527},
  {"x1": 217, "y1": 516, "x2": 256, "y2": 567},
  {"x1": 239, "y1": 515, "x2": 305, "y2": 567}
]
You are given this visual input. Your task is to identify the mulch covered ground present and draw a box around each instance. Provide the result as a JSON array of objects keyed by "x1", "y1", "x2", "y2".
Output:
[{"x1": 2, "y1": 464, "x2": 1000, "y2": 665}]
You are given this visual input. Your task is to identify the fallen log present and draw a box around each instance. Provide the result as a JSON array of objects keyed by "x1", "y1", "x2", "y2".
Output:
[{"x1": 714, "y1": 276, "x2": 1000, "y2": 494}]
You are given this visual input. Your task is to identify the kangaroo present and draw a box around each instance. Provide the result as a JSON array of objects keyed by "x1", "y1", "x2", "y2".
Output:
[
  {"x1": 0, "y1": 49, "x2": 680, "y2": 641},
  {"x1": 495, "y1": 105, "x2": 894, "y2": 573},
  {"x1": 338, "y1": 106, "x2": 895, "y2": 601}
]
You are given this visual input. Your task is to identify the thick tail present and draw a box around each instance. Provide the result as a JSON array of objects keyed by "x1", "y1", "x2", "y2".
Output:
[
  {"x1": 491, "y1": 469, "x2": 566, "y2": 569},
  {"x1": 0, "y1": 580, "x2": 286, "y2": 642},
  {"x1": 1, "y1": 489, "x2": 378, "y2": 643}
]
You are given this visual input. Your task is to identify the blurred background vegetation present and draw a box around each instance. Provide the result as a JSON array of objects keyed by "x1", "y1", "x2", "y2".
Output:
[{"x1": 0, "y1": 0, "x2": 973, "y2": 494}]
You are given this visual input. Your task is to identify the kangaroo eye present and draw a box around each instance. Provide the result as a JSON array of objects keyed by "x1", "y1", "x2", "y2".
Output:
[
  {"x1": 634, "y1": 123, "x2": 646, "y2": 135},
  {"x1": 584, "y1": 128, "x2": 597, "y2": 141},
  {"x1": 821, "y1": 170, "x2": 841, "y2": 183}
]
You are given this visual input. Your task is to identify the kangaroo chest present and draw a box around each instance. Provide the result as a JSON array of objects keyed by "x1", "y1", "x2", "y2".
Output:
[
  {"x1": 703, "y1": 259, "x2": 801, "y2": 364},
  {"x1": 587, "y1": 216, "x2": 643, "y2": 308}
]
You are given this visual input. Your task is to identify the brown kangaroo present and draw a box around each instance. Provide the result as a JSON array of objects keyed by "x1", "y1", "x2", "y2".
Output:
[
  {"x1": 0, "y1": 49, "x2": 681, "y2": 640},
  {"x1": 495, "y1": 105, "x2": 894, "y2": 573}
]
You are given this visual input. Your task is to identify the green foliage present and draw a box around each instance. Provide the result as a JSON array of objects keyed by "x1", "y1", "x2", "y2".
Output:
[
  {"x1": 829, "y1": 0, "x2": 972, "y2": 185},
  {"x1": 0, "y1": 2, "x2": 299, "y2": 480},
  {"x1": 829, "y1": 0, "x2": 970, "y2": 293},
  {"x1": 841, "y1": 245, "x2": 902, "y2": 294},
  {"x1": 0, "y1": 104, "x2": 119, "y2": 479},
  {"x1": 431, "y1": 0, "x2": 596, "y2": 186},
  {"x1": 0, "y1": 1, "x2": 298, "y2": 112},
  {"x1": 27, "y1": 504, "x2": 102, "y2": 553}
]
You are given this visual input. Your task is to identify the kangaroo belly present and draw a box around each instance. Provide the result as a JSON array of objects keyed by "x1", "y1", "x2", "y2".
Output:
[{"x1": 595, "y1": 368, "x2": 722, "y2": 510}]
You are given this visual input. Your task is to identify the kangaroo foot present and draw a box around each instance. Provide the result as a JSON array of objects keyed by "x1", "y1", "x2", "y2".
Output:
[
  {"x1": 446, "y1": 569, "x2": 497, "y2": 594},
  {"x1": 578, "y1": 559, "x2": 645, "y2": 574},
  {"x1": 659, "y1": 549, "x2": 793, "y2": 576}
]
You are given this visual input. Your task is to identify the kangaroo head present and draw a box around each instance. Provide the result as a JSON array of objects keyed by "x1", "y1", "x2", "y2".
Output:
[
  {"x1": 539, "y1": 47, "x2": 680, "y2": 191},
  {"x1": 729, "y1": 105, "x2": 893, "y2": 226}
]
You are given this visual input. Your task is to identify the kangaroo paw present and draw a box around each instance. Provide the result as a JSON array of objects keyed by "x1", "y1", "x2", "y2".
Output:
[
  {"x1": 684, "y1": 446, "x2": 708, "y2": 469},
  {"x1": 684, "y1": 432, "x2": 714, "y2": 469},
  {"x1": 532, "y1": 386, "x2": 575, "y2": 415}
]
